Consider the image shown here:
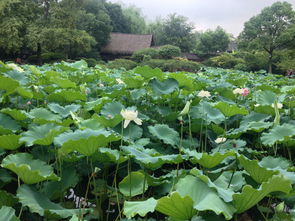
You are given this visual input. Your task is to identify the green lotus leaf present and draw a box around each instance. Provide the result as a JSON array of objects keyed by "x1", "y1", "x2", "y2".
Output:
[
  {"x1": 93, "y1": 148, "x2": 127, "y2": 164},
  {"x1": 0, "y1": 134, "x2": 23, "y2": 150},
  {"x1": 214, "y1": 102, "x2": 248, "y2": 117},
  {"x1": 176, "y1": 175, "x2": 236, "y2": 220},
  {"x1": 48, "y1": 103, "x2": 81, "y2": 118},
  {"x1": 20, "y1": 123, "x2": 68, "y2": 147},
  {"x1": 92, "y1": 114, "x2": 122, "y2": 128},
  {"x1": 0, "y1": 168, "x2": 15, "y2": 187},
  {"x1": 101, "y1": 101, "x2": 124, "y2": 117},
  {"x1": 122, "y1": 145, "x2": 183, "y2": 170},
  {"x1": 0, "y1": 113, "x2": 21, "y2": 134},
  {"x1": 233, "y1": 175, "x2": 292, "y2": 213},
  {"x1": 84, "y1": 97, "x2": 111, "y2": 112},
  {"x1": 259, "y1": 156, "x2": 295, "y2": 184},
  {"x1": 119, "y1": 171, "x2": 148, "y2": 197},
  {"x1": 123, "y1": 197, "x2": 157, "y2": 219},
  {"x1": 29, "y1": 108, "x2": 62, "y2": 123},
  {"x1": 213, "y1": 171, "x2": 246, "y2": 192},
  {"x1": 226, "y1": 121, "x2": 273, "y2": 138},
  {"x1": 78, "y1": 118, "x2": 104, "y2": 130},
  {"x1": 0, "y1": 206, "x2": 19, "y2": 221},
  {"x1": 0, "y1": 76, "x2": 19, "y2": 94},
  {"x1": 130, "y1": 88, "x2": 147, "y2": 100},
  {"x1": 227, "y1": 78, "x2": 248, "y2": 87},
  {"x1": 156, "y1": 192, "x2": 197, "y2": 220},
  {"x1": 1, "y1": 153, "x2": 59, "y2": 184},
  {"x1": 254, "y1": 105, "x2": 275, "y2": 116},
  {"x1": 0, "y1": 108, "x2": 28, "y2": 121},
  {"x1": 190, "y1": 168, "x2": 235, "y2": 202},
  {"x1": 149, "y1": 78, "x2": 179, "y2": 95},
  {"x1": 134, "y1": 66, "x2": 164, "y2": 80},
  {"x1": 48, "y1": 76, "x2": 76, "y2": 89},
  {"x1": 59, "y1": 60, "x2": 88, "y2": 70},
  {"x1": 148, "y1": 124, "x2": 180, "y2": 147},
  {"x1": 190, "y1": 101, "x2": 225, "y2": 124},
  {"x1": 261, "y1": 123, "x2": 295, "y2": 146},
  {"x1": 0, "y1": 190, "x2": 18, "y2": 208},
  {"x1": 186, "y1": 150, "x2": 235, "y2": 168},
  {"x1": 17, "y1": 184, "x2": 82, "y2": 219},
  {"x1": 255, "y1": 90, "x2": 277, "y2": 105},
  {"x1": 238, "y1": 155, "x2": 278, "y2": 184},
  {"x1": 115, "y1": 123, "x2": 143, "y2": 141},
  {"x1": 41, "y1": 167, "x2": 79, "y2": 200},
  {"x1": 47, "y1": 89, "x2": 86, "y2": 102},
  {"x1": 122, "y1": 75, "x2": 145, "y2": 88},
  {"x1": 15, "y1": 87, "x2": 33, "y2": 98},
  {"x1": 55, "y1": 129, "x2": 120, "y2": 156},
  {"x1": 169, "y1": 72, "x2": 196, "y2": 91},
  {"x1": 240, "y1": 112, "x2": 271, "y2": 125}
]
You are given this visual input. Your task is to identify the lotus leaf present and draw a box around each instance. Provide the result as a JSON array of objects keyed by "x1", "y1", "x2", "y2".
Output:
[{"x1": 1, "y1": 153, "x2": 59, "y2": 184}]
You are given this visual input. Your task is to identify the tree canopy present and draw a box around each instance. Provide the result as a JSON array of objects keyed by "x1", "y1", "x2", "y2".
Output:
[{"x1": 238, "y1": 1, "x2": 295, "y2": 73}]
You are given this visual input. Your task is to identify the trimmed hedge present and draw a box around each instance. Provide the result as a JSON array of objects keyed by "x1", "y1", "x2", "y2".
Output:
[
  {"x1": 131, "y1": 48, "x2": 159, "y2": 62},
  {"x1": 158, "y1": 45, "x2": 181, "y2": 59},
  {"x1": 27, "y1": 52, "x2": 67, "y2": 64},
  {"x1": 141, "y1": 59, "x2": 200, "y2": 72},
  {"x1": 107, "y1": 59, "x2": 138, "y2": 70}
]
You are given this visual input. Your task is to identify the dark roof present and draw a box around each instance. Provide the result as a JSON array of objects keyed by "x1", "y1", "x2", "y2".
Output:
[
  {"x1": 101, "y1": 33, "x2": 154, "y2": 55},
  {"x1": 181, "y1": 53, "x2": 201, "y2": 61}
]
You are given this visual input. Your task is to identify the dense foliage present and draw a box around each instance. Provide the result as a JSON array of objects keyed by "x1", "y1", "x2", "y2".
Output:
[{"x1": 0, "y1": 60, "x2": 295, "y2": 220}]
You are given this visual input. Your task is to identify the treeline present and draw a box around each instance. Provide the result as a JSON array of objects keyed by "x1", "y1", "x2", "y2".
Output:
[
  {"x1": 0, "y1": 0, "x2": 230, "y2": 63},
  {"x1": 1, "y1": 0, "x2": 295, "y2": 74}
]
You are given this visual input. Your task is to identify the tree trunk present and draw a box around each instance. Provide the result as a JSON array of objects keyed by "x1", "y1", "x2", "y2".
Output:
[
  {"x1": 37, "y1": 43, "x2": 42, "y2": 66},
  {"x1": 268, "y1": 52, "x2": 273, "y2": 74}
]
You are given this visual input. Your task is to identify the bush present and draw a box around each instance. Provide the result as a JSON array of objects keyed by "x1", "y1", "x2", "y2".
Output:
[
  {"x1": 107, "y1": 59, "x2": 138, "y2": 70},
  {"x1": 131, "y1": 48, "x2": 159, "y2": 62},
  {"x1": 206, "y1": 53, "x2": 245, "y2": 69},
  {"x1": 27, "y1": 52, "x2": 67, "y2": 64},
  {"x1": 158, "y1": 45, "x2": 181, "y2": 59},
  {"x1": 84, "y1": 58, "x2": 97, "y2": 67},
  {"x1": 141, "y1": 59, "x2": 200, "y2": 72}
]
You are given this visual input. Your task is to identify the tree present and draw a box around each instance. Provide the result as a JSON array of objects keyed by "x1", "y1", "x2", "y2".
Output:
[
  {"x1": 148, "y1": 14, "x2": 196, "y2": 52},
  {"x1": 104, "y1": 2, "x2": 130, "y2": 33},
  {"x1": 238, "y1": 1, "x2": 295, "y2": 73},
  {"x1": 195, "y1": 26, "x2": 230, "y2": 57},
  {"x1": 122, "y1": 6, "x2": 147, "y2": 34},
  {"x1": 0, "y1": 0, "x2": 38, "y2": 57}
]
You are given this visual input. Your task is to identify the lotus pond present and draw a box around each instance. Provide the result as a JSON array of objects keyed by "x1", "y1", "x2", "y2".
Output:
[{"x1": 0, "y1": 60, "x2": 295, "y2": 221}]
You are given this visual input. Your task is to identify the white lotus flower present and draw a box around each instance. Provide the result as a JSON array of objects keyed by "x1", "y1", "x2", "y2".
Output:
[
  {"x1": 120, "y1": 109, "x2": 142, "y2": 128},
  {"x1": 271, "y1": 103, "x2": 283, "y2": 109},
  {"x1": 215, "y1": 137, "x2": 227, "y2": 144},
  {"x1": 116, "y1": 79, "x2": 125, "y2": 84},
  {"x1": 197, "y1": 90, "x2": 211, "y2": 98},
  {"x1": 7, "y1": 63, "x2": 24, "y2": 72},
  {"x1": 254, "y1": 104, "x2": 260, "y2": 107},
  {"x1": 233, "y1": 88, "x2": 244, "y2": 95}
]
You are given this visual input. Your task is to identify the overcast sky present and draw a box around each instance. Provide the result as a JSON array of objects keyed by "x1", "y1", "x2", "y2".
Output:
[{"x1": 108, "y1": 0, "x2": 295, "y2": 36}]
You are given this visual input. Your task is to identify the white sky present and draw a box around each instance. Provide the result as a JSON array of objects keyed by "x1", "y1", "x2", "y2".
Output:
[{"x1": 108, "y1": 0, "x2": 295, "y2": 36}]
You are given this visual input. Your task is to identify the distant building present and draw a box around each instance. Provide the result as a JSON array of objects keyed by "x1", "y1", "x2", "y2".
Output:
[
  {"x1": 101, "y1": 33, "x2": 154, "y2": 60},
  {"x1": 227, "y1": 40, "x2": 238, "y2": 53},
  {"x1": 181, "y1": 53, "x2": 202, "y2": 62}
]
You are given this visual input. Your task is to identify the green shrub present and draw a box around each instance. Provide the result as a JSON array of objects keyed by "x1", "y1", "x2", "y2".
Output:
[
  {"x1": 107, "y1": 59, "x2": 138, "y2": 70},
  {"x1": 131, "y1": 48, "x2": 159, "y2": 62},
  {"x1": 141, "y1": 59, "x2": 200, "y2": 72},
  {"x1": 158, "y1": 45, "x2": 181, "y2": 59},
  {"x1": 207, "y1": 53, "x2": 245, "y2": 69},
  {"x1": 27, "y1": 52, "x2": 67, "y2": 64},
  {"x1": 84, "y1": 58, "x2": 97, "y2": 67}
]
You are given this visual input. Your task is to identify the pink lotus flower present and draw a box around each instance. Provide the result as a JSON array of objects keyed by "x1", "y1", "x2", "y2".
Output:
[{"x1": 241, "y1": 88, "x2": 249, "y2": 96}]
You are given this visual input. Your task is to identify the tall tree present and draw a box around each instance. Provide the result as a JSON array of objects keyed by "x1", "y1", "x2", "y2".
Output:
[
  {"x1": 148, "y1": 14, "x2": 196, "y2": 52},
  {"x1": 104, "y1": 2, "x2": 130, "y2": 33},
  {"x1": 238, "y1": 1, "x2": 295, "y2": 73},
  {"x1": 122, "y1": 5, "x2": 147, "y2": 34},
  {"x1": 0, "y1": 0, "x2": 38, "y2": 57},
  {"x1": 195, "y1": 26, "x2": 230, "y2": 57}
]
